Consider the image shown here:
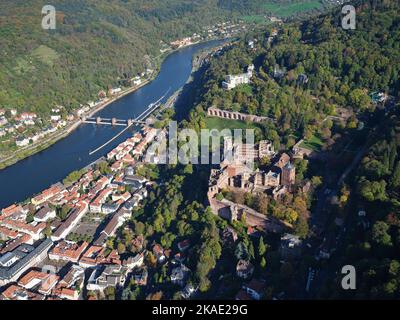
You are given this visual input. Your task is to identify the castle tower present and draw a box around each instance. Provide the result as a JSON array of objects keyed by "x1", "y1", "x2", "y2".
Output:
[
  {"x1": 241, "y1": 172, "x2": 249, "y2": 189},
  {"x1": 259, "y1": 140, "x2": 275, "y2": 159},
  {"x1": 223, "y1": 136, "x2": 234, "y2": 163},
  {"x1": 254, "y1": 170, "x2": 263, "y2": 186},
  {"x1": 281, "y1": 162, "x2": 296, "y2": 186}
]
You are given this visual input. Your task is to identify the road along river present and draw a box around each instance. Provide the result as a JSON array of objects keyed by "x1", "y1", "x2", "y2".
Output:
[{"x1": 0, "y1": 40, "x2": 224, "y2": 209}]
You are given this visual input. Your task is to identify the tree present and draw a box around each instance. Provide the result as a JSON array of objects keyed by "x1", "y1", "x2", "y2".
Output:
[
  {"x1": 260, "y1": 156, "x2": 271, "y2": 167},
  {"x1": 117, "y1": 243, "x2": 126, "y2": 254},
  {"x1": 359, "y1": 179, "x2": 387, "y2": 202},
  {"x1": 349, "y1": 88, "x2": 372, "y2": 111},
  {"x1": 284, "y1": 208, "x2": 298, "y2": 224},
  {"x1": 311, "y1": 176, "x2": 323, "y2": 187},
  {"x1": 160, "y1": 232, "x2": 176, "y2": 249},
  {"x1": 235, "y1": 241, "x2": 249, "y2": 260},
  {"x1": 216, "y1": 193, "x2": 224, "y2": 201},
  {"x1": 383, "y1": 279, "x2": 397, "y2": 296},
  {"x1": 244, "y1": 193, "x2": 255, "y2": 208},
  {"x1": 255, "y1": 195, "x2": 268, "y2": 215},
  {"x1": 147, "y1": 252, "x2": 157, "y2": 267},
  {"x1": 260, "y1": 257, "x2": 267, "y2": 269},
  {"x1": 240, "y1": 212, "x2": 247, "y2": 225},
  {"x1": 339, "y1": 185, "x2": 350, "y2": 207},
  {"x1": 96, "y1": 161, "x2": 111, "y2": 175},
  {"x1": 63, "y1": 169, "x2": 85, "y2": 186},
  {"x1": 233, "y1": 191, "x2": 245, "y2": 204},
  {"x1": 43, "y1": 225, "x2": 52, "y2": 238},
  {"x1": 57, "y1": 205, "x2": 70, "y2": 220},
  {"x1": 280, "y1": 262, "x2": 294, "y2": 281},
  {"x1": 104, "y1": 287, "x2": 116, "y2": 300},
  {"x1": 294, "y1": 216, "x2": 309, "y2": 239},
  {"x1": 25, "y1": 213, "x2": 34, "y2": 224},
  {"x1": 388, "y1": 260, "x2": 400, "y2": 277},
  {"x1": 195, "y1": 219, "x2": 221, "y2": 292},
  {"x1": 183, "y1": 164, "x2": 193, "y2": 175},
  {"x1": 258, "y1": 237, "x2": 267, "y2": 257},
  {"x1": 147, "y1": 291, "x2": 163, "y2": 300},
  {"x1": 390, "y1": 161, "x2": 400, "y2": 188}
]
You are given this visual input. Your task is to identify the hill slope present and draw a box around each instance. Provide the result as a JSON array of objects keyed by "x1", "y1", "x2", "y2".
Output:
[{"x1": 0, "y1": 0, "x2": 333, "y2": 115}]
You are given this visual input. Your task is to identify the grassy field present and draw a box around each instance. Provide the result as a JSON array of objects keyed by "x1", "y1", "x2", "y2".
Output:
[
  {"x1": 301, "y1": 134, "x2": 324, "y2": 151},
  {"x1": 32, "y1": 45, "x2": 59, "y2": 67},
  {"x1": 237, "y1": 84, "x2": 253, "y2": 96},
  {"x1": 204, "y1": 117, "x2": 264, "y2": 151},
  {"x1": 263, "y1": 1, "x2": 322, "y2": 17},
  {"x1": 241, "y1": 1, "x2": 323, "y2": 23},
  {"x1": 242, "y1": 15, "x2": 270, "y2": 24}
]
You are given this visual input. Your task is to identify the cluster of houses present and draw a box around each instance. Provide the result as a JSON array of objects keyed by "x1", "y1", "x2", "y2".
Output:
[
  {"x1": 0, "y1": 65, "x2": 156, "y2": 151},
  {"x1": 204, "y1": 21, "x2": 248, "y2": 40},
  {"x1": 0, "y1": 126, "x2": 164, "y2": 300},
  {"x1": 217, "y1": 226, "x2": 302, "y2": 301},
  {"x1": 167, "y1": 21, "x2": 247, "y2": 52},
  {"x1": 170, "y1": 36, "x2": 201, "y2": 50},
  {"x1": 0, "y1": 109, "x2": 66, "y2": 147}
]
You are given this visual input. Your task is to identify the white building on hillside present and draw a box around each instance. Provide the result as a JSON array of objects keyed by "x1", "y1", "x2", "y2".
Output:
[{"x1": 222, "y1": 65, "x2": 254, "y2": 90}]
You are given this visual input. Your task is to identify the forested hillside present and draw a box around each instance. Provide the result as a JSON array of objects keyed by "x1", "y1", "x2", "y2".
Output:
[
  {"x1": 172, "y1": 0, "x2": 400, "y2": 298},
  {"x1": 0, "y1": 0, "x2": 227, "y2": 115},
  {"x1": 316, "y1": 108, "x2": 400, "y2": 299},
  {"x1": 0, "y1": 0, "x2": 330, "y2": 116},
  {"x1": 184, "y1": 0, "x2": 399, "y2": 146}
]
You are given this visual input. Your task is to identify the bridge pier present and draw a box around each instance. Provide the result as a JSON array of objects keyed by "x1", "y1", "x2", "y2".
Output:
[
  {"x1": 96, "y1": 117, "x2": 101, "y2": 125},
  {"x1": 112, "y1": 118, "x2": 117, "y2": 126}
]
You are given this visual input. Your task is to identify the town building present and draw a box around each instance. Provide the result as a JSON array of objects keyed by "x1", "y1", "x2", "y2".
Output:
[
  {"x1": 86, "y1": 264, "x2": 128, "y2": 291},
  {"x1": 280, "y1": 233, "x2": 302, "y2": 260},
  {"x1": 1, "y1": 284, "x2": 45, "y2": 300},
  {"x1": 153, "y1": 244, "x2": 166, "y2": 263},
  {"x1": 15, "y1": 137, "x2": 29, "y2": 147},
  {"x1": 236, "y1": 259, "x2": 254, "y2": 279},
  {"x1": 48, "y1": 241, "x2": 89, "y2": 263},
  {"x1": 222, "y1": 65, "x2": 254, "y2": 90},
  {"x1": 131, "y1": 268, "x2": 148, "y2": 286},
  {"x1": 170, "y1": 264, "x2": 190, "y2": 287},
  {"x1": 51, "y1": 201, "x2": 89, "y2": 241},
  {"x1": 0, "y1": 239, "x2": 53, "y2": 286},
  {"x1": 34, "y1": 206, "x2": 56, "y2": 223},
  {"x1": 79, "y1": 246, "x2": 121, "y2": 268},
  {"x1": 122, "y1": 253, "x2": 144, "y2": 270},
  {"x1": 52, "y1": 264, "x2": 85, "y2": 300},
  {"x1": 18, "y1": 270, "x2": 59, "y2": 295},
  {"x1": 31, "y1": 183, "x2": 64, "y2": 206},
  {"x1": 241, "y1": 278, "x2": 266, "y2": 300}
]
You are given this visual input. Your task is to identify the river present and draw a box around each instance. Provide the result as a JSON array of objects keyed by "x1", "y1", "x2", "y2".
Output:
[{"x1": 0, "y1": 40, "x2": 224, "y2": 209}]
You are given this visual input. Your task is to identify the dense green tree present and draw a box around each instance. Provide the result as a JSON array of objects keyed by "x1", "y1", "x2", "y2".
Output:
[
  {"x1": 258, "y1": 237, "x2": 267, "y2": 257},
  {"x1": 372, "y1": 221, "x2": 392, "y2": 247}
]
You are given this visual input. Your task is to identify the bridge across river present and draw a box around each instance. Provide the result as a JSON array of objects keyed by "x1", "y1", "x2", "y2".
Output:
[
  {"x1": 0, "y1": 39, "x2": 227, "y2": 210},
  {"x1": 81, "y1": 89, "x2": 169, "y2": 127},
  {"x1": 82, "y1": 117, "x2": 146, "y2": 127}
]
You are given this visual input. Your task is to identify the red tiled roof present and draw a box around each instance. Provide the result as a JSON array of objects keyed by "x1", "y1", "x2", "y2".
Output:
[{"x1": 49, "y1": 241, "x2": 89, "y2": 262}]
